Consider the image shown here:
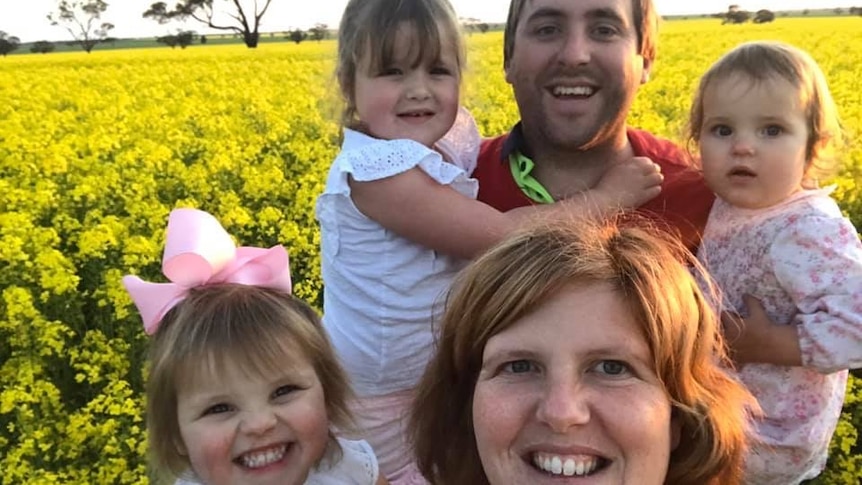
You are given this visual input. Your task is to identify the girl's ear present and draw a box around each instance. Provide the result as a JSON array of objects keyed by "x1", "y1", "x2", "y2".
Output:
[{"x1": 174, "y1": 436, "x2": 188, "y2": 457}]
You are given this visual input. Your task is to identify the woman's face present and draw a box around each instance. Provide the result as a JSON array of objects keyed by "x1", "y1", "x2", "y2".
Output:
[{"x1": 472, "y1": 283, "x2": 678, "y2": 484}]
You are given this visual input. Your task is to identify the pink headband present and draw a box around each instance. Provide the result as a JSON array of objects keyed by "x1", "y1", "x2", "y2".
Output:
[{"x1": 122, "y1": 208, "x2": 292, "y2": 335}]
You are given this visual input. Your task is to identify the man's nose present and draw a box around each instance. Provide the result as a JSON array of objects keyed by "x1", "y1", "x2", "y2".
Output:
[{"x1": 557, "y1": 30, "x2": 591, "y2": 67}]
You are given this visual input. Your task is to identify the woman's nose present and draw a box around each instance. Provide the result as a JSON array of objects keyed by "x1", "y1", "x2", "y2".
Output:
[{"x1": 535, "y1": 376, "x2": 591, "y2": 432}]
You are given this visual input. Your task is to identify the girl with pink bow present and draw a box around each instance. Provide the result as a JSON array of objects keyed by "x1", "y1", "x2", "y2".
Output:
[{"x1": 124, "y1": 208, "x2": 388, "y2": 485}]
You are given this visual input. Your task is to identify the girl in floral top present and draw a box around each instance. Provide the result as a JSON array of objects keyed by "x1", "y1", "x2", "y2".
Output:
[{"x1": 687, "y1": 40, "x2": 862, "y2": 484}]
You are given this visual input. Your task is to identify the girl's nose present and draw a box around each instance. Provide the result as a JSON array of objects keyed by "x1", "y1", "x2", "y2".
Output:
[
  {"x1": 241, "y1": 408, "x2": 277, "y2": 435},
  {"x1": 405, "y1": 73, "x2": 431, "y2": 101},
  {"x1": 731, "y1": 136, "x2": 755, "y2": 156},
  {"x1": 535, "y1": 376, "x2": 591, "y2": 432}
]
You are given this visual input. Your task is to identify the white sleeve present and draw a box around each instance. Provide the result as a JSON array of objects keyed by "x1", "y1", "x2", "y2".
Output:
[{"x1": 770, "y1": 215, "x2": 862, "y2": 372}]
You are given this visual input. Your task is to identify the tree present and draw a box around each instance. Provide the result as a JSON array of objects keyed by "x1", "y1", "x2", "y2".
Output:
[
  {"x1": 157, "y1": 30, "x2": 195, "y2": 49},
  {"x1": 31, "y1": 41, "x2": 56, "y2": 54},
  {"x1": 722, "y1": 7, "x2": 750, "y2": 24},
  {"x1": 308, "y1": 23, "x2": 328, "y2": 42},
  {"x1": 476, "y1": 22, "x2": 489, "y2": 33},
  {"x1": 753, "y1": 9, "x2": 775, "y2": 23},
  {"x1": 48, "y1": 0, "x2": 115, "y2": 53},
  {"x1": 143, "y1": 0, "x2": 273, "y2": 48},
  {"x1": 0, "y1": 31, "x2": 20, "y2": 57},
  {"x1": 288, "y1": 29, "x2": 307, "y2": 44}
]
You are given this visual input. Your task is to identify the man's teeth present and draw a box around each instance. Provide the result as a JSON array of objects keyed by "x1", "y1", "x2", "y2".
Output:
[
  {"x1": 239, "y1": 445, "x2": 286, "y2": 469},
  {"x1": 532, "y1": 453, "x2": 600, "y2": 476},
  {"x1": 553, "y1": 86, "x2": 594, "y2": 96}
]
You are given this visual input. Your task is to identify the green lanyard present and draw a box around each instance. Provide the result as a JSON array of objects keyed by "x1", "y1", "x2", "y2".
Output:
[{"x1": 509, "y1": 152, "x2": 554, "y2": 204}]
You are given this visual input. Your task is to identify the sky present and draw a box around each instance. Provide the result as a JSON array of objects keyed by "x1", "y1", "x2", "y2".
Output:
[{"x1": 1, "y1": 0, "x2": 858, "y2": 42}]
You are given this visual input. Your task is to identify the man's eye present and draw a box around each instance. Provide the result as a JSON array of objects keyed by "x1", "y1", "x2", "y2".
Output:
[
  {"x1": 534, "y1": 25, "x2": 559, "y2": 37},
  {"x1": 593, "y1": 25, "x2": 619, "y2": 38},
  {"x1": 203, "y1": 403, "x2": 231, "y2": 416}
]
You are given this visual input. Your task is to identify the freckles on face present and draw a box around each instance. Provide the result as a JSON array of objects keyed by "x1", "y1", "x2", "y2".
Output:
[{"x1": 472, "y1": 283, "x2": 674, "y2": 485}]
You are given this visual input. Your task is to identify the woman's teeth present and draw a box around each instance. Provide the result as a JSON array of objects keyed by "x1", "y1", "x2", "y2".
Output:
[{"x1": 532, "y1": 452, "x2": 601, "y2": 477}]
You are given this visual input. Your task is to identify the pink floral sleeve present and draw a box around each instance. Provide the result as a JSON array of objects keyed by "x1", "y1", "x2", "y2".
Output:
[{"x1": 770, "y1": 215, "x2": 862, "y2": 373}]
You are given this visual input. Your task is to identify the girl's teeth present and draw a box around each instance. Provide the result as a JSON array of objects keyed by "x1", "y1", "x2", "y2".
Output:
[{"x1": 239, "y1": 445, "x2": 286, "y2": 468}]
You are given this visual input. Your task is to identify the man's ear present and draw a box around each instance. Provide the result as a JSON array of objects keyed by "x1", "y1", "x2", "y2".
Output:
[
  {"x1": 641, "y1": 56, "x2": 653, "y2": 84},
  {"x1": 504, "y1": 62, "x2": 513, "y2": 85}
]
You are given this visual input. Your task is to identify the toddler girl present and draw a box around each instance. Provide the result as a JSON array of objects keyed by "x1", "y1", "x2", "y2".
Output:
[
  {"x1": 688, "y1": 41, "x2": 862, "y2": 484},
  {"x1": 316, "y1": 0, "x2": 664, "y2": 482},
  {"x1": 124, "y1": 208, "x2": 387, "y2": 485}
]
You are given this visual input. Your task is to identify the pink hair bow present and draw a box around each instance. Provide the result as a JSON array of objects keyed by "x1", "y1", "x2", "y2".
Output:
[{"x1": 122, "y1": 208, "x2": 292, "y2": 335}]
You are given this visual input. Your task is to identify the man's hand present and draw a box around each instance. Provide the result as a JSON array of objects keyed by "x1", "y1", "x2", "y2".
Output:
[
  {"x1": 721, "y1": 294, "x2": 803, "y2": 367},
  {"x1": 593, "y1": 156, "x2": 663, "y2": 210}
]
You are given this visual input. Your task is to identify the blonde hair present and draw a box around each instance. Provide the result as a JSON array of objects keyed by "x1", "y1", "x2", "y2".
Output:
[
  {"x1": 687, "y1": 41, "x2": 843, "y2": 183},
  {"x1": 411, "y1": 218, "x2": 755, "y2": 485},
  {"x1": 503, "y1": 0, "x2": 659, "y2": 68},
  {"x1": 336, "y1": 0, "x2": 465, "y2": 129},
  {"x1": 146, "y1": 284, "x2": 353, "y2": 480}
]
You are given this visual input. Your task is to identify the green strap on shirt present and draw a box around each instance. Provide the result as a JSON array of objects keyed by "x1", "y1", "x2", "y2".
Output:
[{"x1": 509, "y1": 151, "x2": 554, "y2": 204}]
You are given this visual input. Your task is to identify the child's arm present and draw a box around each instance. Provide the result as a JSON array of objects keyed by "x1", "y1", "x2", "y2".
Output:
[
  {"x1": 375, "y1": 474, "x2": 390, "y2": 485},
  {"x1": 729, "y1": 216, "x2": 862, "y2": 371},
  {"x1": 350, "y1": 157, "x2": 662, "y2": 259},
  {"x1": 722, "y1": 295, "x2": 802, "y2": 366}
]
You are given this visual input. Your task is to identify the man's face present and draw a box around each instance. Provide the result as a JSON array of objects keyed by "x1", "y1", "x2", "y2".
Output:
[{"x1": 504, "y1": 0, "x2": 651, "y2": 153}]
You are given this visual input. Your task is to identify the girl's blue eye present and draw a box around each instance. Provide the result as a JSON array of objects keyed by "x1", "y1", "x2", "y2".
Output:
[
  {"x1": 763, "y1": 125, "x2": 783, "y2": 136},
  {"x1": 711, "y1": 125, "x2": 732, "y2": 137},
  {"x1": 273, "y1": 385, "x2": 299, "y2": 398},
  {"x1": 203, "y1": 403, "x2": 231, "y2": 416}
]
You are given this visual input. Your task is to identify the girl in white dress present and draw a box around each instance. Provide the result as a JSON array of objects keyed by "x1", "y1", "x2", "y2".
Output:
[{"x1": 316, "y1": 0, "x2": 665, "y2": 483}]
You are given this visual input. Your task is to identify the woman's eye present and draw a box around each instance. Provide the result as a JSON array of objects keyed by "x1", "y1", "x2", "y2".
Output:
[
  {"x1": 203, "y1": 403, "x2": 231, "y2": 416},
  {"x1": 592, "y1": 360, "x2": 631, "y2": 377},
  {"x1": 503, "y1": 359, "x2": 536, "y2": 374}
]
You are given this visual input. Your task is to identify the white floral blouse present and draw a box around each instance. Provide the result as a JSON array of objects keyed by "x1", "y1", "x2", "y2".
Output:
[{"x1": 697, "y1": 188, "x2": 862, "y2": 484}]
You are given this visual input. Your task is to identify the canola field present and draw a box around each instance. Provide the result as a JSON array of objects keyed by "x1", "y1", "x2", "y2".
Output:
[{"x1": 1, "y1": 16, "x2": 860, "y2": 484}]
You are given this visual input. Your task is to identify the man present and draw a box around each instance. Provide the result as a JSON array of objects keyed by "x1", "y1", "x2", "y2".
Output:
[{"x1": 475, "y1": 0, "x2": 713, "y2": 249}]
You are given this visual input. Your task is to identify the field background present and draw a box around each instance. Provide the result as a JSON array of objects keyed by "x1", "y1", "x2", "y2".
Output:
[{"x1": 1, "y1": 16, "x2": 860, "y2": 484}]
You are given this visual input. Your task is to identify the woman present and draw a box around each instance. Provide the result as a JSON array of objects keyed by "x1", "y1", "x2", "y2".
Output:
[{"x1": 411, "y1": 218, "x2": 756, "y2": 484}]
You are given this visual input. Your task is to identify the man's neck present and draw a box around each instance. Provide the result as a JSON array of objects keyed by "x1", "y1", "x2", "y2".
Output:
[{"x1": 526, "y1": 130, "x2": 634, "y2": 201}]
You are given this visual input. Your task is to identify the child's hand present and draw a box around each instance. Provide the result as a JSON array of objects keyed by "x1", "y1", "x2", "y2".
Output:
[
  {"x1": 593, "y1": 156, "x2": 663, "y2": 210},
  {"x1": 721, "y1": 294, "x2": 802, "y2": 367}
]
